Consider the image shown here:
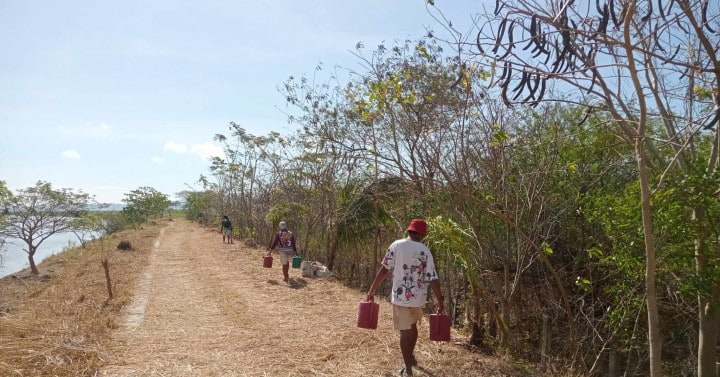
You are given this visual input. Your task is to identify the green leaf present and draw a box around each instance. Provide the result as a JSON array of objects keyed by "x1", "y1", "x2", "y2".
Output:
[
  {"x1": 586, "y1": 245, "x2": 603, "y2": 258},
  {"x1": 541, "y1": 242, "x2": 554, "y2": 255},
  {"x1": 416, "y1": 44, "x2": 432, "y2": 60},
  {"x1": 491, "y1": 131, "x2": 508, "y2": 146},
  {"x1": 694, "y1": 85, "x2": 713, "y2": 100},
  {"x1": 575, "y1": 276, "x2": 591, "y2": 292}
]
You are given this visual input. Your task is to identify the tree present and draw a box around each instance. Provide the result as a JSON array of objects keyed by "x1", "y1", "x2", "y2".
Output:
[
  {"x1": 0, "y1": 181, "x2": 10, "y2": 268},
  {"x1": 458, "y1": 0, "x2": 719, "y2": 373},
  {"x1": 121, "y1": 187, "x2": 170, "y2": 229},
  {"x1": 210, "y1": 124, "x2": 283, "y2": 237},
  {"x1": 178, "y1": 189, "x2": 217, "y2": 225},
  {"x1": 0, "y1": 181, "x2": 91, "y2": 275},
  {"x1": 69, "y1": 212, "x2": 104, "y2": 248}
]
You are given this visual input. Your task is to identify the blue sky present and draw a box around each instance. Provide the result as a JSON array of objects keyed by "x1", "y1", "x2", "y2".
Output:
[{"x1": 1, "y1": 0, "x2": 481, "y2": 203}]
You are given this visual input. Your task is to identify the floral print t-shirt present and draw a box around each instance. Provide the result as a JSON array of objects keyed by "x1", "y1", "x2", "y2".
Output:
[
  {"x1": 270, "y1": 230, "x2": 296, "y2": 254},
  {"x1": 381, "y1": 238, "x2": 438, "y2": 307}
]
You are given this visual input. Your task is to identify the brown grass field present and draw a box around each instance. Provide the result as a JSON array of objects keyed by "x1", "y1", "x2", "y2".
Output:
[
  {"x1": 0, "y1": 221, "x2": 162, "y2": 376},
  {"x1": 0, "y1": 219, "x2": 548, "y2": 376}
]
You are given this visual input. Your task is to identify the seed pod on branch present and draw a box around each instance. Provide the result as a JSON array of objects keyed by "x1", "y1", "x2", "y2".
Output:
[
  {"x1": 610, "y1": 0, "x2": 619, "y2": 26},
  {"x1": 653, "y1": 24, "x2": 666, "y2": 53},
  {"x1": 476, "y1": 28, "x2": 486, "y2": 54},
  {"x1": 522, "y1": 73, "x2": 542, "y2": 103},
  {"x1": 512, "y1": 71, "x2": 529, "y2": 100},
  {"x1": 494, "y1": 0, "x2": 506, "y2": 15},
  {"x1": 702, "y1": 0, "x2": 716, "y2": 33},
  {"x1": 703, "y1": 109, "x2": 719, "y2": 130},
  {"x1": 597, "y1": 4, "x2": 610, "y2": 35},
  {"x1": 641, "y1": 0, "x2": 653, "y2": 23},
  {"x1": 493, "y1": 18, "x2": 508, "y2": 54},
  {"x1": 658, "y1": 0, "x2": 667, "y2": 20},
  {"x1": 662, "y1": 44, "x2": 682, "y2": 65}
]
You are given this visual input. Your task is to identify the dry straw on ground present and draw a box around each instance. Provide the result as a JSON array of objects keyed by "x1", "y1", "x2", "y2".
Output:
[
  {"x1": 0, "y1": 223, "x2": 162, "y2": 376},
  {"x1": 2, "y1": 219, "x2": 546, "y2": 376}
]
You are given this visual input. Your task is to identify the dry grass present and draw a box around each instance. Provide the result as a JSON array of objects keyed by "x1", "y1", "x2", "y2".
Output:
[
  {"x1": 99, "y1": 220, "x2": 537, "y2": 377},
  {"x1": 2, "y1": 219, "x2": 546, "y2": 376},
  {"x1": 0, "y1": 222, "x2": 164, "y2": 376}
]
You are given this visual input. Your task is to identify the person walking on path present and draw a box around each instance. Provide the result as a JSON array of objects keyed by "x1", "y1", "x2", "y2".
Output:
[
  {"x1": 366, "y1": 219, "x2": 444, "y2": 377},
  {"x1": 220, "y1": 215, "x2": 233, "y2": 244},
  {"x1": 267, "y1": 221, "x2": 297, "y2": 284}
]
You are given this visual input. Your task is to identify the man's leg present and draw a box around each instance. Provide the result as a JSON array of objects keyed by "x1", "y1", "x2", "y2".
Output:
[
  {"x1": 282, "y1": 263, "x2": 290, "y2": 282},
  {"x1": 399, "y1": 324, "x2": 418, "y2": 376}
]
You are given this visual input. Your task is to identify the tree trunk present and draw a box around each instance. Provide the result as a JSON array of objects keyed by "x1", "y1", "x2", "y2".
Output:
[
  {"x1": 608, "y1": 347, "x2": 619, "y2": 377},
  {"x1": 623, "y1": 1, "x2": 662, "y2": 372},
  {"x1": 637, "y1": 143, "x2": 663, "y2": 376},
  {"x1": 28, "y1": 245, "x2": 39, "y2": 275},
  {"x1": 541, "y1": 313, "x2": 551, "y2": 369},
  {"x1": 696, "y1": 207, "x2": 720, "y2": 377},
  {"x1": 327, "y1": 237, "x2": 337, "y2": 272},
  {"x1": 102, "y1": 258, "x2": 113, "y2": 300},
  {"x1": 698, "y1": 298, "x2": 720, "y2": 377},
  {"x1": 468, "y1": 293, "x2": 485, "y2": 347}
]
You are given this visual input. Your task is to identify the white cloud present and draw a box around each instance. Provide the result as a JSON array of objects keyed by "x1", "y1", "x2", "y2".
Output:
[
  {"x1": 62, "y1": 150, "x2": 81, "y2": 159},
  {"x1": 190, "y1": 142, "x2": 224, "y2": 160},
  {"x1": 99, "y1": 123, "x2": 111, "y2": 131},
  {"x1": 164, "y1": 141, "x2": 188, "y2": 154},
  {"x1": 161, "y1": 141, "x2": 223, "y2": 160},
  {"x1": 151, "y1": 156, "x2": 165, "y2": 163}
]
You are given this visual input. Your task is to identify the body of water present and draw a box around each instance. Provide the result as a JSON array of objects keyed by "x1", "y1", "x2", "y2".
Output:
[{"x1": 1, "y1": 232, "x2": 95, "y2": 277}]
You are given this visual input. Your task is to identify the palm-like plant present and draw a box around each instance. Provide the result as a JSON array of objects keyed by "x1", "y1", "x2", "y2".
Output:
[{"x1": 424, "y1": 216, "x2": 508, "y2": 348}]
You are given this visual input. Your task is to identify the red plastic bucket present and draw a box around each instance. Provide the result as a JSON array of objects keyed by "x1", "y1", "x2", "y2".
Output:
[
  {"x1": 357, "y1": 300, "x2": 379, "y2": 329},
  {"x1": 263, "y1": 255, "x2": 273, "y2": 268},
  {"x1": 429, "y1": 313, "x2": 451, "y2": 341}
]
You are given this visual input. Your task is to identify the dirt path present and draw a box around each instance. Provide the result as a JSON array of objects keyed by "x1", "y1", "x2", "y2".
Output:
[{"x1": 100, "y1": 219, "x2": 530, "y2": 377}]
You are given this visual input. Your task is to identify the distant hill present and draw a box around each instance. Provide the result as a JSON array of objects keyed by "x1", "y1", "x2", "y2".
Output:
[
  {"x1": 90, "y1": 203, "x2": 125, "y2": 211},
  {"x1": 89, "y1": 202, "x2": 185, "y2": 211}
]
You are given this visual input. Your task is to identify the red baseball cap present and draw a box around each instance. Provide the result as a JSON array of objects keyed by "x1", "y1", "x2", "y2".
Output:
[{"x1": 406, "y1": 219, "x2": 427, "y2": 236}]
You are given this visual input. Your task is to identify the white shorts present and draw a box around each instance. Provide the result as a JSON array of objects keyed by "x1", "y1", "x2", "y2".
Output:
[
  {"x1": 279, "y1": 252, "x2": 293, "y2": 265},
  {"x1": 392, "y1": 305, "x2": 423, "y2": 330}
]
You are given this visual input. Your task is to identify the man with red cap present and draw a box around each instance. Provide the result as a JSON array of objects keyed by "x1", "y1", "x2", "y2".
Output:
[{"x1": 366, "y1": 219, "x2": 444, "y2": 377}]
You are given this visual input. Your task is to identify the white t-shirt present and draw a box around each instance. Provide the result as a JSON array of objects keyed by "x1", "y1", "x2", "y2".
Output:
[{"x1": 381, "y1": 238, "x2": 438, "y2": 308}]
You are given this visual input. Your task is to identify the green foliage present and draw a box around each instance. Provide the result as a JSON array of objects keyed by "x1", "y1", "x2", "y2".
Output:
[
  {"x1": 243, "y1": 226, "x2": 257, "y2": 239},
  {"x1": 335, "y1": 180, "x2": 395, "y2": 244},
  {"x1": 0, "y1": 180, "x2": 11, "y2": 230},
  {"x1": 694, "y1": 85, "x2": 714, "y2": 100},
  {"x1": 266, "y1": 201, "x2": 308, "y2": 231},
  {"x1": 0, "y1": 180, "x2": 9, "y2": 256},
  {"x1": 0, "y1": 181, "x2": 91, "y2": 273},
  {"x1": 121, "y1": 187, "x2": 170, "y2": 228},
  {"x1": 540, "y1": 242, "x2": 554, "y2": 255},
  {"x1": 69, "y1": 212, "x2": 104, "y2": 246},
  {"x1": 179, "y1": 190, "x2": 216, "y2": 224},
  {"x1": 574, "y1": 276, "x2": 591, "y2": 292},
  {"x1": 424, "y1": 216, "x2": 476, "y2": 272},
  {"x1": 97, "y1": 211, "x2": 125, "y2": 235},
  {"x1": 204, "y1": 29, "x2": 720, "y2": 372},
  {"x1": 0, "y1": 180, "x2": 11, "y2": 202}
]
